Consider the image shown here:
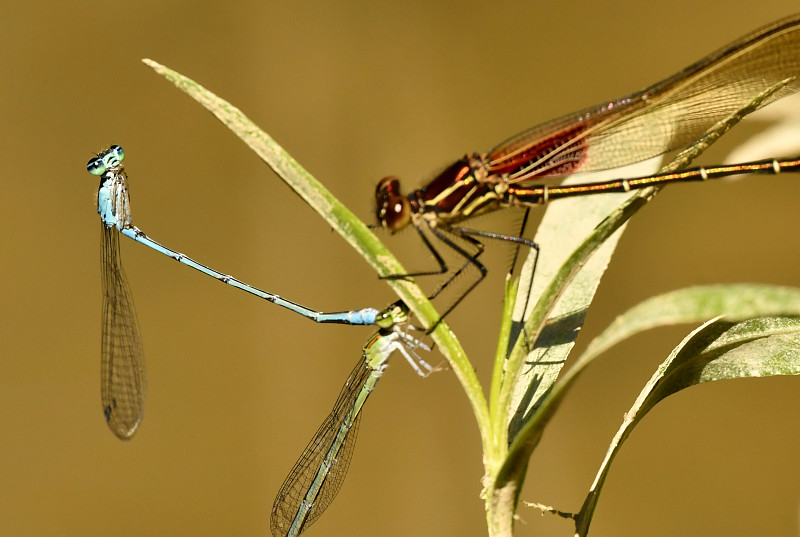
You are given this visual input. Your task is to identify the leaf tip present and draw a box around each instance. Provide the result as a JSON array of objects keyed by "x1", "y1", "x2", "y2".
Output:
[{"x1": 141, "y1": 58, "x2": 163, "y2": 72}]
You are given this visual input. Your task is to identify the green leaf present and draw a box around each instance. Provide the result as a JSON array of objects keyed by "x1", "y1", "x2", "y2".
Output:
[
  {"x1": 484, "y1": 78, "x2": 795, "y2": 537},
  {"x1": 501, "y1": 77, "x2": 797, "y2": 453},
  {"x1": 576, "y1": 315, "x2": 800, "y2": 535},
  {"x1": 583, "y1": 284, "x2": 800, "y2": 364},
  {"x1": 141, "y1": 58, "x2": 492, "y2": 451},
  {"x1": 485, "y1": 187, "x2": 655, "y2": 537}
]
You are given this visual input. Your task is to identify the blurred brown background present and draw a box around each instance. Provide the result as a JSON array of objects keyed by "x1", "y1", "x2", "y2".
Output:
[{"x1": 2, "y1": 1, "x2": 799, "y2": 536}]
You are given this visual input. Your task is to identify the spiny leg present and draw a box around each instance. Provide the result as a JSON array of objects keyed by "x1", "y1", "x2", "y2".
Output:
[
  {"x1": 424, "y1": 227, "x2": 488, "y2": 330},
  {"x1": 380, "y1": 221, "x2": 486, "y2": 330},
  {"x1": 380, "y1": 223, "x2": 450, "y2": 280},
  {"x1": 452, "y1": 220, "x2": 540, "y2": 354}
]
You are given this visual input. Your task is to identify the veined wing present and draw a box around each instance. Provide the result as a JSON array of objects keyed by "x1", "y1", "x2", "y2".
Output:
[
  {"x1": 270, "y1": 357, "x2": 373, "y2": 536},
  {"x1": 486, "y1": 14, "x2": 800, "y2": 182},
  {"x1": 100, "y1": 225, "x2": 146, "y2": 440}
]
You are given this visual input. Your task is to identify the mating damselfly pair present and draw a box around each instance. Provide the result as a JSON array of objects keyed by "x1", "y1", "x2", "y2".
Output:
[{"x1": 88, "y1": 12, "x2": 800, "y2": 537}]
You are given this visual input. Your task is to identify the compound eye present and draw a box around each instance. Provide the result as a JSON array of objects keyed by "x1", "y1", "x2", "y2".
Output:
[
  {"x1": 383, "y1": 197, "x2": 411, "y2": 231},
  {"x1": 88, "y1": 145, "x2": 126, "y2": 175},
  {"x1": 87, "y1": 157, "x2": 106, "y2": 176},
  {"x1": 108, "y1": 145, "x2": 125, "y2": 164},
  {"x1": 375, "y1": 176, "x2": 399, "y2": 196},
  {"x1": 375, "y1": 177, "x2": 411, "y2": 232},
  {"x1": 103, "y1": 145, "x2": 125, "y2": 168},
  {"x1": 375, "y1": 309, "x2": 395, "y2": 329},
  {"x1": 375, "y1": 300, "x2": 410, "y2": 329}
]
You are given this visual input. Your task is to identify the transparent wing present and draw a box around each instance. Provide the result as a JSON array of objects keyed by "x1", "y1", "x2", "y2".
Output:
[
  {"x1": 100, "y1": 225, "x2": 146, "y2": 440},
  {"x1": 486, "y1": 15, "x2": 800, "y2": 181},
  {"x1": 270, "y1": 357, "x2": 373, "y2": 537}
]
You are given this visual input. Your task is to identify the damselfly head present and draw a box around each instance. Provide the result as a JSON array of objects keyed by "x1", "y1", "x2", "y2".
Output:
[
  {"x1": 375, "y1": 176, "x2": 411, "y2": 232},
  {"x1": 375, "y1": 300, "x2": 410, "y2": 329},
  {"x1": 87, "y1": 145, "x2": 125, "y2": 176}
]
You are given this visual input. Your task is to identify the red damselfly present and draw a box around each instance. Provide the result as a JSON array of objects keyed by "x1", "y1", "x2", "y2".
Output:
[{"x1": 375, "y1": 14, "x2": 800, "y2": 321}]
